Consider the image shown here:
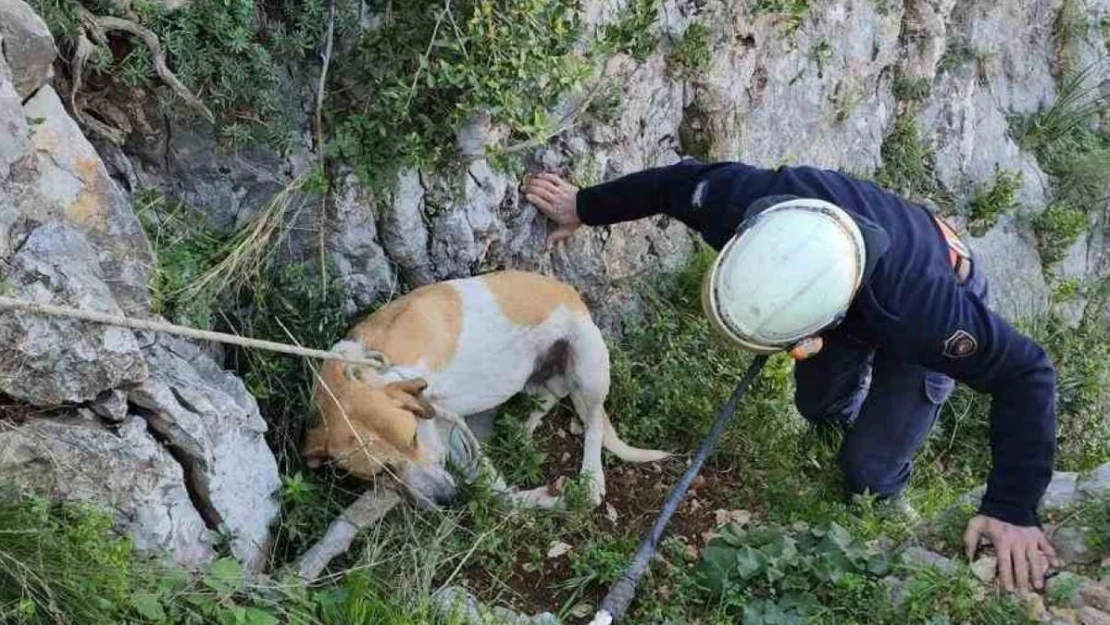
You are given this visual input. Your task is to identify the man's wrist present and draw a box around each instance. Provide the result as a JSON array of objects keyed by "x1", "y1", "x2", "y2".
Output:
[{"x1": 978, "y1": 498, "x2": 1040, "y2": 527}]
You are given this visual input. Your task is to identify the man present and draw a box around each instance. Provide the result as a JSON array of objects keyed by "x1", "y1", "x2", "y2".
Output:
[{"x1": 522, "y1": 158, "x2": 1059, "y2": 592}]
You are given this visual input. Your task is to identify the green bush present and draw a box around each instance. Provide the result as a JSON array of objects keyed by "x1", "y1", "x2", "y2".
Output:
[
  {"x1": 875, "y1": 114, "x2": 950, "y2": 210},
  {"x1": 332, "y1": 0, "x2": 594, "y2": 187},
  {"x1": 967, "y1": 169, "x2": 1021, "y2": 236},
  {"x1": 667, "y1": 22, "x2": 711, "y2": 76},
  {"x1": 1034, "y1": 201, "x2": 1088, "y2": 267},
  {"x1": 892, "y1": 67, "x2": 931, "y2": 102}
]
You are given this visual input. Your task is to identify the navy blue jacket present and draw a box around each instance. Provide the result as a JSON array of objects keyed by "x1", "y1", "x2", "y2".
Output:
[{"x1": 576, "y1": 158, "x2": 1057, "y2": 527}]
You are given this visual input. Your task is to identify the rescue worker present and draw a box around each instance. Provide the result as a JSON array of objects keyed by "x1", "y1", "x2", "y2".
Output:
[{"x1": 521, "y1": 158, "x2": 1060, "y2": 593}]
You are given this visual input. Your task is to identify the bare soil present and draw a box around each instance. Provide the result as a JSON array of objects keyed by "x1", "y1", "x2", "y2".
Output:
[{"x1": 460, "y1": 409, "x2": 753, "y2": 616}]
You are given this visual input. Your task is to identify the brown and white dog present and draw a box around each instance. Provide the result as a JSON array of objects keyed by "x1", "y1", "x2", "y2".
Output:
[{"x1": 301, "y1": 270, "x2": 670, "y2": 509}]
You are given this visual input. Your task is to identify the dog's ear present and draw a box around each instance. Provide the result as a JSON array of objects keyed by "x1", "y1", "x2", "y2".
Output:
[
  {"x1": 301, "y1": 426, "x2": 330, "y2": 468},
  {"x1": 385, "y1": 378, "x2": 435, "y2": 420}
]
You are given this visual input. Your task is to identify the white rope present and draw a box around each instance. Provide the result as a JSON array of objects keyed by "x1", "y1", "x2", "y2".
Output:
[{"x1": 0, "y1": 295, "x2": 387, "y2": 369}]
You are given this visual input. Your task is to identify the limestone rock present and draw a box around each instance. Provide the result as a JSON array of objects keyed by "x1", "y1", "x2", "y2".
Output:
[
  {"x1": 968, "y1": 215, "x2": 1051, "y2": 321},
  {"x1": 379, "y1": 169, "x2": 434, "y2": 287},
  {"x1": 0, "y1": 222, "x2": 146, "y2": 405},
  {"x1": 1080, "y1": 585, "x2": 1110, "y2": 613},
  {"x1": 0, "y1": 413, "x2": 215, "y2": 566},
  {"x1": 129, "y1": 335, "x2": 281, "y2": 573},
  {"x1": 1079, "y1": 464, "x2": 1110, "y2": 499},
  {"x1": 432, "y1": 586, "x2": 558, "y2": 625},
  {"x1": 971, "y1": 556, "x2": 998, "y2": 584},
  {"x1": 329, "y1": 171, "x2": 397, "y2": 316},
  {"x1": 21, "y1": 85, "x2": 153, "y2": 313},
  {"x1": 1042, "y1": 472, "x2": 1082, "y2": 512},
  {"x1": 0, "y1": 0, "x2": 55, "y2": 99},
  {"x1": 1054, "y1": 527, "x2": 1098, "y2": 566},
  {"x1": 1079, "y1": 606, "x2": 1110, "y2": 625},
  {"x1": 900, "y1": 546, "x2": 959, "y2": 575}
]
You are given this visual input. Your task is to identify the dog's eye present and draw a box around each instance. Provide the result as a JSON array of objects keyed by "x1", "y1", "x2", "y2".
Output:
[{"x1": 411, "y1": 431, "x2": 419, "y2": 449}]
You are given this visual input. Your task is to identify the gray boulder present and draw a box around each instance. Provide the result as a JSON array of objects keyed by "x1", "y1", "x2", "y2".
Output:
[
  {"x1": 129, "y1": 335, "x2": 281, "y2": 573},
  {"x1": 0, "y1": 222, "x2": 147, "y2": 405},
  {"x1": 0, "y1": 413, "x2": 215, "y2": 566},
  {"x1": 0, "y1": 0, "x2": 54, "y2": 99}
]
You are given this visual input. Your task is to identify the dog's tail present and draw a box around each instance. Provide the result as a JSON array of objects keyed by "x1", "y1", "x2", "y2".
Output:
[{"x1": 601, "y1": 410, "x2": 671, "y2": 463}]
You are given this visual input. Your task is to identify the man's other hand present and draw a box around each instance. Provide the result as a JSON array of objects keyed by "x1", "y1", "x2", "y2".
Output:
[
  {"x1": 963, "y1": 514, "x2": 1059, "y2": 592},
  {"x1": 522, "y1": 173, "x2": 581, "y2": 248}
]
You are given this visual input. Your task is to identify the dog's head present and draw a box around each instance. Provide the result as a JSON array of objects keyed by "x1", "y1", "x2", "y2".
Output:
[{"x1": 301, "y1": 341, "x2": 458, "y2": 508}]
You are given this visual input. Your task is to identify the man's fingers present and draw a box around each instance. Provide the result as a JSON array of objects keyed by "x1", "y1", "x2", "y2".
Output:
[
  {"x1": 526, "y1": 193, "x2": 554, "y2": 213},
  {"x1": 1029, "y1": 546, "x2": 1049, "y2": 590},
  {"x1": 526, "y1": 178, "x2": 564, "y2": 196},
  {"x1": 536, "y1": 172, "x2": 567, "y2": 186},
  {"x1": 997, "y1": 543, "x2": 1015, "y2": 592},
  {"x1": 1038, "y1": 535, "x2": 1061, "y2": 568},
  {"x1": 527, "y1": 186, "x2": 559, "y2": 205},
  {"x1": 1012, "y1": 544, "x2": 1031, "y2": 591},
  {"x1": 964, "y1": 522, "x2": 982, "y2": 562}
]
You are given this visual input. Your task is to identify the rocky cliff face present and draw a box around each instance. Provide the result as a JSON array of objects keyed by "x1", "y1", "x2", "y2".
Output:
[
  {"x1": 0, "y1": 0, "x2": 280, "y2": 572},
  {"x1": 0, "y1": 0, "x2": 1108, "y2": 571}
]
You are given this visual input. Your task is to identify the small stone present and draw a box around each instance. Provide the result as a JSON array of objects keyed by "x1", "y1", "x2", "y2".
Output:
[
  {"x1": 568, "y1": 602, "x2": 593, "y2": 619},
  {"x1": 1080, "y1": 585, "x2": 1110, "y2": 612},
  {"x1": 714, "y1": 509, "x2": 752, "y2": 528},
  {"x1": 605, "y1": 502, "x2": 618, "y2": 523},
  {"x1": 90, "y1": 389, "x2": 129, "y2": 423},
  {"x1": 431, "y1": 586, "x2": 483, "y2": 624},
  {"x1": 900, "y1": 546, "x2": 959, "y2": 575},
  {"x1": 971, "y1": 556, "x2": 998, "y2": 584},
  {"x1": 1078, "y1": 606, "x2": 1110, "y2": 625},
  {"x1": 691, "y1": 475, "x2": 706, "y2": 490},
  {"x1": 568, "y1": 420, "x2": 583, "y2": 435},
  {"x1": 547, "y1": 541, "x2": 572, "y2": 559},
  {"x1": 1047, "y1": 572, "x2": 1092, "y2": 608},
  {"x1": 1055, "y1": 527, "x2": 1098, "y2": 565},
  {"x1": 1024, "y1": 593, "x2": 1050, "y2": 622},
  {"x1": 1052, "y1": 607, "x2": 1080, "y2": 625},
  {"x1": 530, "y1": 613, "x2": 559, "y2": 625},
  {"x1": 560, "y1": 452, "x2": 571, "y2": 462}
]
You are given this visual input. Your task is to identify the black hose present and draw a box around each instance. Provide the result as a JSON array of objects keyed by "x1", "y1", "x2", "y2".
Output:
[{"x1": 591, "y1": 355, "x2": 769, "y2": 624}]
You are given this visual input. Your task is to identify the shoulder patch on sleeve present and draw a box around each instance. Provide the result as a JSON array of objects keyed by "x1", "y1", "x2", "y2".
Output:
[
  {"x1": 943, "y1": 330, "x2": 978, "y2": 359},
  {"x1": 692, "y1": 180, "x2": 708, "y2": 209}
]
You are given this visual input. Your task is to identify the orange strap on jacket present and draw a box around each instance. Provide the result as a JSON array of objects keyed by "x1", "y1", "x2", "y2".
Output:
[{"x1": 932, "y1": 214, "x2": 972, "y2": 284}]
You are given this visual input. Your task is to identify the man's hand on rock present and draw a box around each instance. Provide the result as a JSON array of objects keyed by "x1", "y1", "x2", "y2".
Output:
[
  {"x1": 964, "y1": 514, "x2": 1059, "y2": 592},
  {"x1": 522, "y1": 173, "x2": 581, "y2": 248}
]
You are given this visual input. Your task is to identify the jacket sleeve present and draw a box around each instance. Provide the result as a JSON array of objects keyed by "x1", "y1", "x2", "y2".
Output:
[
  {"x1": 866, "y1": 280, "x2": 1057, "y2": 526},
  {"x1": 575, "y1": 159, "x2": 734, "y2": 230}
]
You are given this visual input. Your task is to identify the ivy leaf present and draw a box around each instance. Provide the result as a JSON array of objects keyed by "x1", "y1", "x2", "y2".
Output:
[
  {"x1": 701, "y1": 542, "x2": 738, "y2": 592},
  {"x1": 203, "y1": 557, "x2": 244, "y2": 595},
  {"x1": 735, "y1": 545, "x2": 766, "y2": 579},
  {"x1": 130, "y1": 592, "x2": 167, "y2": 622}
]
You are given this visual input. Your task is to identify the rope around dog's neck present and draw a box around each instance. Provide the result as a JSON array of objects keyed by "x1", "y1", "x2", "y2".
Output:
[{"x1": 0, "y1": 295, "x2": 387, "y2": 369}]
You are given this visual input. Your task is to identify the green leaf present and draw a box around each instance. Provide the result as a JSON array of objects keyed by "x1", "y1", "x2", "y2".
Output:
[
  {"x1": 735, "y1": 545, "x2": 766, "y2": 579},
  {"x1": 241, "y1": 607, "x2": 279, "y2": 625},
  {"x1": 701, "y1": 543, "x2": 737, "y2": 592},
  {"x1": 203, "y1": 557, "x2": 244, "y2": 595},
  {"x1": 131, "y1": 592, "x2": 167, "y2": 621}
]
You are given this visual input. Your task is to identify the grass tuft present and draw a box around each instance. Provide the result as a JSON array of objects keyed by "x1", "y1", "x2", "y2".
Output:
[
  {"x1": 1034, "y1": 201, "x2": 1088, "y2": 267},
  {"x1": 967, "y1": 168, "x2": 1022, "y2": 236}
]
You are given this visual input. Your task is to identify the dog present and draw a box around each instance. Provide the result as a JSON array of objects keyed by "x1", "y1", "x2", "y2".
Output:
[{"x1": 301, "y1": 270, "x2": 670, "y2": 509}]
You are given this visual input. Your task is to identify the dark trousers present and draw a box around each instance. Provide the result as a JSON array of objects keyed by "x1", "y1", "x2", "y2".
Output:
[{"x1": 793, "y1": 260, "x2": 989, "y2": 500}]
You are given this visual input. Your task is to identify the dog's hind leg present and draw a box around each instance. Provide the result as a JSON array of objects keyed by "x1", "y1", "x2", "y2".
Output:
[{"x1": 523, "y1": 382, "x2": 563, "y2": 437}]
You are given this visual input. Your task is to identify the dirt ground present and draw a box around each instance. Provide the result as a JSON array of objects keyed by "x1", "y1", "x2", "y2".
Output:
[{"x1": 460, "y1": 409, "x2": 751, "y2": 615}]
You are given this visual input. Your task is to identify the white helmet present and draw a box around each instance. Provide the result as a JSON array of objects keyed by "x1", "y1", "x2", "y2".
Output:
[{"x1": 701, "y1": 197, "x2": 866, "y2": 355}]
